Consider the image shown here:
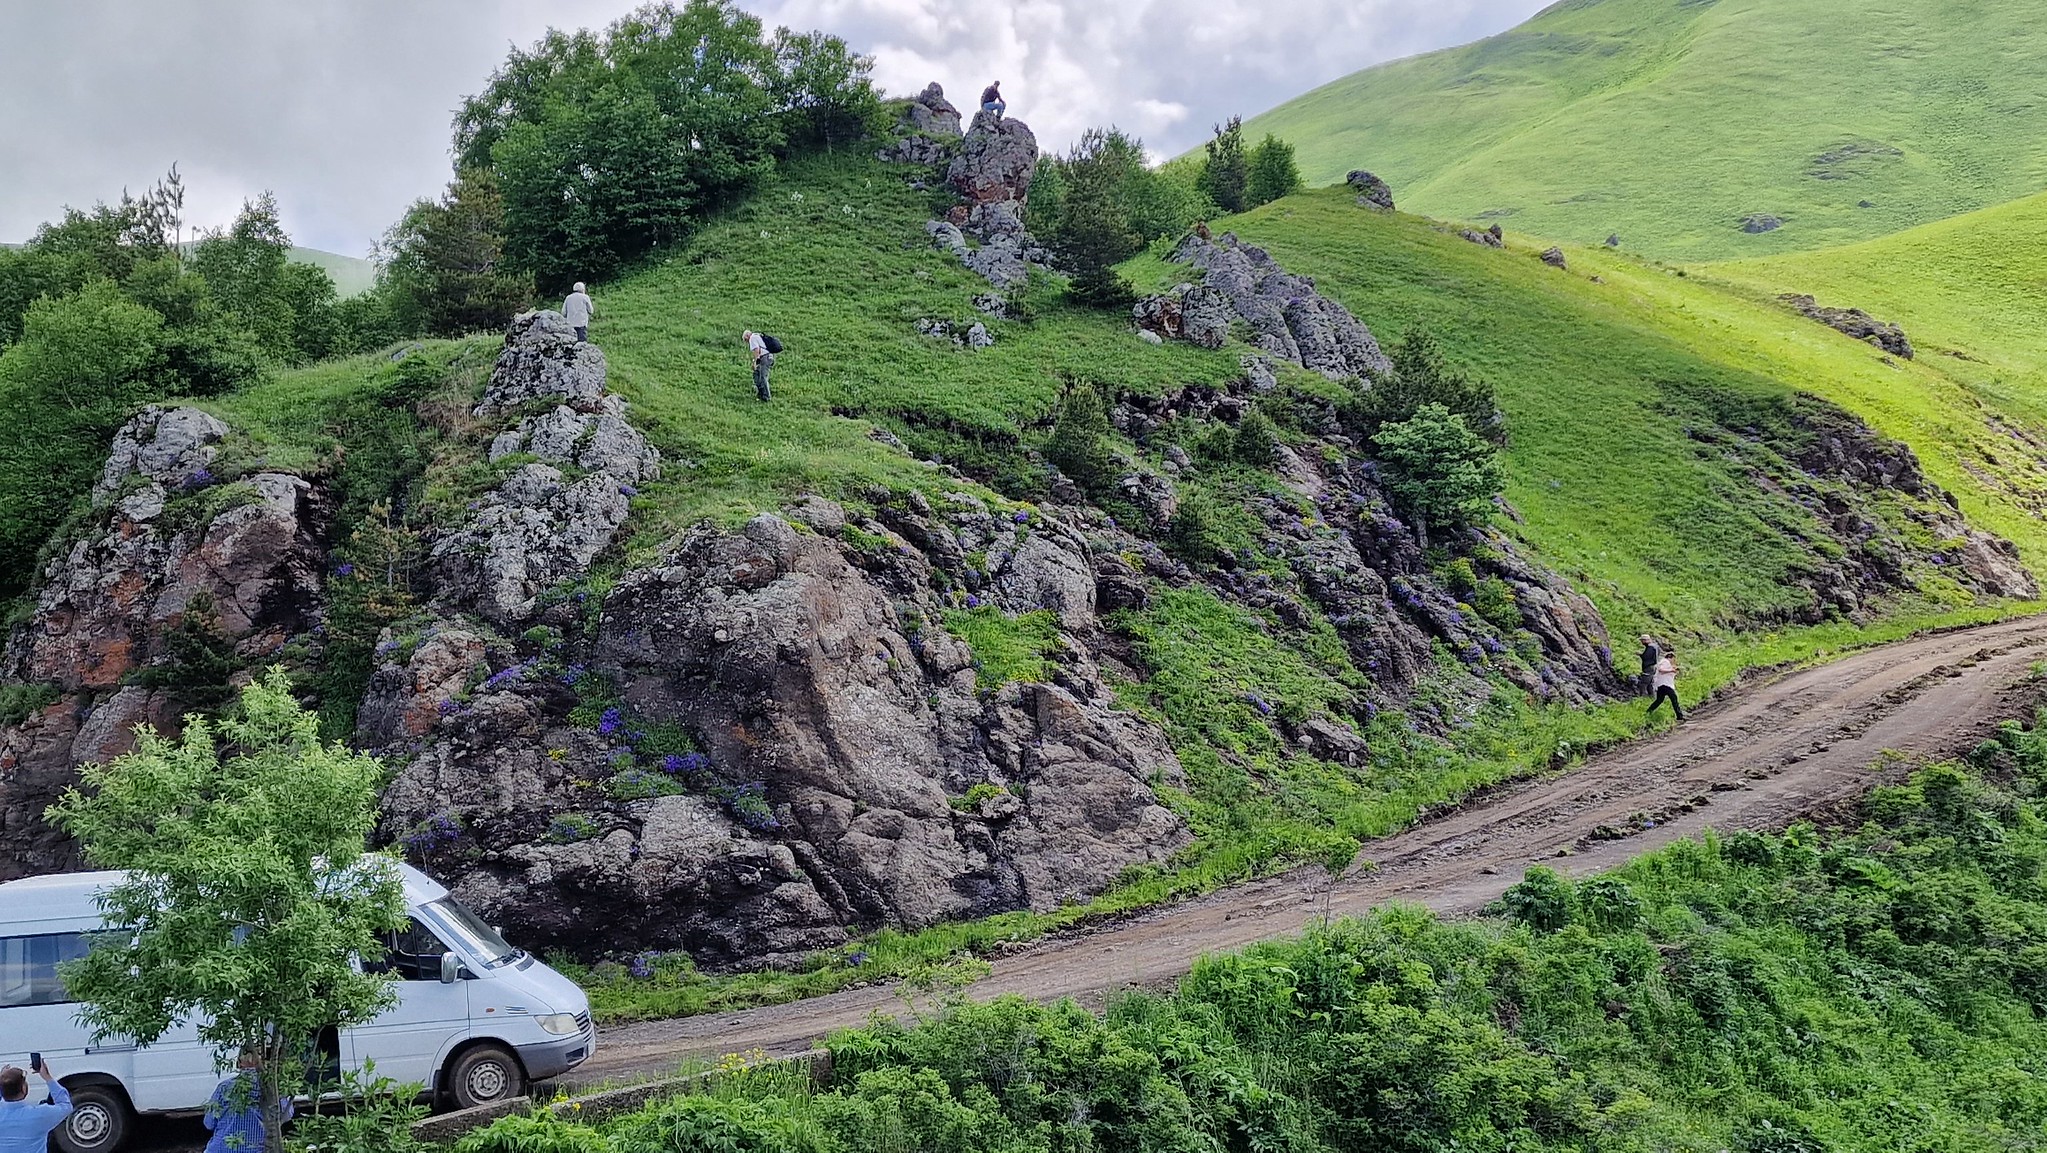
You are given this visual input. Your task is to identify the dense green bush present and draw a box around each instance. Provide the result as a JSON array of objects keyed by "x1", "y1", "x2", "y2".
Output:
[{"x1": 1043, "y1": 382, "x2": 1116, "y2": 495}]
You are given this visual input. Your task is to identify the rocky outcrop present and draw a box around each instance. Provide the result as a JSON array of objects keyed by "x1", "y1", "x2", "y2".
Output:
[
  {"x1": 476, "y1": 311, "x2": 607, "y2": 413},
  {"x1": 1133, "y1": 232, "x2": 1391, "y2": 379},
  {"x1": 430, "y1": 312, "x2": 658, "y2": 624},
  {"x1": 1779, "y1": 293, "x2": 1914, "y2": 359},
  {"x1": 1460, "y1": 226, "x2": 1504, "y2": 248},
  {"x1": 1539, "y1": 247, "x2": 1568, "y2": 269},
  {"x1": 1742, "y1": 213, "x2": 1783, "y2": 234},
  {"x1": 1348, "y1": 171, "x2": 1394, "y2": 211},
  {"x1": 914, "y1": 317, "x2": 994, "y2": 350},
  {"x1": 878, "y1": 83, "x2": 963, "y2": 165},
  {"x1": 0, "y1": 406, "x2": 329, "y2": 879},
  {"x1": 374, "y1": 509, "x2": 1187, "y2": 963},
  {"x1": 927, "y1": 108, "x2": 1042, "y2": 289}
]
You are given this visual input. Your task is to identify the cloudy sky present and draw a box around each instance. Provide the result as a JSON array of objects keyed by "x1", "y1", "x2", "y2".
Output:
[{"x1": 0, "y1": 0, "x2": 1546, "y2": 256}]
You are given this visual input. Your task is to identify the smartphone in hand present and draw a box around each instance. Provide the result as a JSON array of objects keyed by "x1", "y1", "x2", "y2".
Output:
[{"x1": 27, "y1": 1053, "x2": 41, "y2": 1074}]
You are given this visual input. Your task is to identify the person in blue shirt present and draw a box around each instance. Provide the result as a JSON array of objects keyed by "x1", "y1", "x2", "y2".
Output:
[
  {"x1": 0, "y1": 1059, "x2": 72, "y2": 1153},
  {"x1": 204, "y1": 1052, "x2": 292, "y2": 1153}
]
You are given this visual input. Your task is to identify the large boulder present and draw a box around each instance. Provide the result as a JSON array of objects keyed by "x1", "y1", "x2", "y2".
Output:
[
  {"x1": 477, "y1": 311, "x2": 608, "y2": 414},
  {"x1": 488, "y1": 396, "x2": 661, "y2": 482},
  {"x1": 429, "y1": 464, "x2": 632, "y2": 625},
  {"x1": 1347, "y1": 170, "x2": 1395, "y2": 210},
  {"x1": 903, "y1": 82, "x2": 962, "y2": 137},
  {"x1": 948, "y1": 112, "x2": 1037, "y2": 206},
  {"x1": 1146, "y1": 232, "x2": 1391, "y2": 379}
]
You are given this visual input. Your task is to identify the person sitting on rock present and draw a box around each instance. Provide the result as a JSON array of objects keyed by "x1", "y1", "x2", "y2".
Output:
[
  {"x1": 563, "y1": 282, "x2": 594, "y2": 342},
  {"x1": 980, "y1": 81, "x2": 1005, "y2": 117},
  {"x1": 744, "y1": 329, "x2": 774, "y2": 402}
]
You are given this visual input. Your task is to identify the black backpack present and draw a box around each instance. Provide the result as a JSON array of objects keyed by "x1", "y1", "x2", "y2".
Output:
[{"x1": 760, "y1": 333, "x2": 784, "y2": 354}]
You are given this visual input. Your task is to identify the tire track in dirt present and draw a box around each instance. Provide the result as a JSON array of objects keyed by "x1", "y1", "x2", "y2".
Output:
[{"x1": 572, "y1": 615, "x2": 2047, "y2": 1083}]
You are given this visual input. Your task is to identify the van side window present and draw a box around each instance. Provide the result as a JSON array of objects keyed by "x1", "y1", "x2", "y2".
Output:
[
  {"x1": 363, "y1": 919, "x2": 451, "y2": 981},
  {"x1": 0, "y1": 933, "x2": 90, "y2": 1007}
]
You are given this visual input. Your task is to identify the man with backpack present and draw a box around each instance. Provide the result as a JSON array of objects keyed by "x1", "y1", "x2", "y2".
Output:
[{"x1": 744, "y1": 330, "x2": 781, "y2": 401}]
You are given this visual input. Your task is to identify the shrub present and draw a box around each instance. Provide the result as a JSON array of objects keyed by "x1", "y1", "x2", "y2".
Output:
[
  {"x1": 1044, "y1": 382, "x2": 1117, "y2": 495},
  {"x1": 1501, "y1": 866, "x2": 1575, "y2": 932},
  {"x1": 1371, "y1": 403, "x2": 1505, "y2": 544},
  {"x1": 1233, "y1": 409, "x2": 1280, "y2": 468},
  {"x1": 1198, "y1": 116, "x2": 1249, "y2": 214},
  {"x1": 1246, "y1": 133, "x2": 1303, "y2": 207}
]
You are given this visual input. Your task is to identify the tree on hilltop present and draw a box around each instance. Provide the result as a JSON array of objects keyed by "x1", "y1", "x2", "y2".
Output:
[
  {"x1": 1198, "y1": 117, "x2": 1249, "y2": 214},
  {"x1": 1247, "y1": 133, "x2": 1302, "y2": 207}
]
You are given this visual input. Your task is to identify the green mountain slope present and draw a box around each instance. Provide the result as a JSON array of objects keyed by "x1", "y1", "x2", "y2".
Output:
[
  {"x1": 289, "y1": 246, "x2": 378, "y2": 297},
  {"x1": 218, "y1": 156, "x2": 2047, "y2": 658},
  {"x1": 1708, "y1": 189, "x2": 2047, "y2": 423},
  {"x1": 1244, "y1": 0, "x2": 2047, "y2": 261}
]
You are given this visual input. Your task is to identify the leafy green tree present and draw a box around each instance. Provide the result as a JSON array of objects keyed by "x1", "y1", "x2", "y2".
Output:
[
  {"x1": 1370, "y1": 403, "x2": 1505, "y2": 545},
  {"x1": 1198, "y1": 117, "x2": 1249, "y2": 214},
  {"x1": 1045, "y1": 382, "x2": 1117, "y2": 495},
  {"x1": 48, "y1": 669, "x2": 408, "y2": 1153},
  {"x1": 1349, "y1": 329, "x2": 1504, "y2": 443},
  {"x1": 1246, "y1": 133, "x2": 1302, "y2": 207},
  {"x1": 768, "y1": 29, "x2": 886, "y2": 152},
  {"x1": 188, "y1": 193, "x2": 340, "y2": 364},
  {"x1": 0, "y1": 280, "x2": 166, "y2": 595},
  {"x1": 457, "y1": 1, "x2": 784, "y2": 289},
  {"x1": 381, "y1": 169, "x2": 534, "y2": 337}
]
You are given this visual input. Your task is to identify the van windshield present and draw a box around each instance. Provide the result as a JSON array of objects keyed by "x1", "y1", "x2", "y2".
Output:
[{"x1": 421, "y1": 898, "x2": 520, "y2": 970}]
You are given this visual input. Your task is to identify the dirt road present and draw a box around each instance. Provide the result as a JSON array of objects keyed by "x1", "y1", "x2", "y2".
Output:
[{"x1": 572, "y1": 615, "x2": 2047, "y2": 1084}]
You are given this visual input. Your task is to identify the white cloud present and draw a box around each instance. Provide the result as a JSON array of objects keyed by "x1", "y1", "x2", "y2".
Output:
[{"x1": 1, "y1": 0, "x2": 1548, "y2": 254}]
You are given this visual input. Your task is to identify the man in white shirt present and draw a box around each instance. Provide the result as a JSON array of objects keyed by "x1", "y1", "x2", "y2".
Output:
[
  {"x1": 563, "y1": 282, "x2": 594, "y2": 341},
  {"x1": 744, "y1": 330, "x2": 773, "y2": 401}
]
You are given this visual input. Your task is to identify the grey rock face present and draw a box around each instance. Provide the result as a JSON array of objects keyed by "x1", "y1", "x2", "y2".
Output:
[
  {"x1": 379, "y1": 514, "x2": 1187, "y2": 963},
  {"x1": 2, "y1": 414, "x2": 328, "y2": 882},
  {"x1": 1461, "y1": 227, "x2": 1505, "y2": 249},
  {"x1": 1135, "y1": 232, "x2": 1391, "y2": 380},
  {"x1": 433, "y1": 315, "x2": 655, "y2": 625},
  {"x1": 904, "y1": 82, "x2": 962, "y2": 137},
  {"x1": 95, "y1": 406, "x2": 229, "y2": 499},
  {"x1": 1540, "y1": 247, "x2": 1568, "y2": 269},
  {"x1": 929, "y1": 112, "x2": 1040, "y2": 289},
  {"x1": 1347, "y1": 170, "x2": 1395, "y2": 210},
  {"x1": 430, "y1": 465, "x2": 631, "y2": 625},
  {"x1": 476, "y1": 311, "x2": 608, "y2": 414},
  {"x1": 488, "y1": 397, "x2": 662, "y2": 482},
  {"x1": 1778, "y1": 294, "x2": 1914, "y2": 359},
  {"x1": 1742, "y1": 213, "x2": 1784, "y2": 234}
]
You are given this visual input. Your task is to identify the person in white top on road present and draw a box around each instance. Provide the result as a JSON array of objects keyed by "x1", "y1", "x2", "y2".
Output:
[{"x1": 1646, "y1": 651, "x2": 1684, "y2": 723}]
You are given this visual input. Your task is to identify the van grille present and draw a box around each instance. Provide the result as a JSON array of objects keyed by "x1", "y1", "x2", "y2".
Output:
[{"x1": 575, "y1": 1011, "x2": 592, "y2": 1034}]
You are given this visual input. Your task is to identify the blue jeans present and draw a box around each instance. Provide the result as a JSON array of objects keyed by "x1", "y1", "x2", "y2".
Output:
[{"x1": 982, "y1": 100, "x2": 1005, "y2": 115}]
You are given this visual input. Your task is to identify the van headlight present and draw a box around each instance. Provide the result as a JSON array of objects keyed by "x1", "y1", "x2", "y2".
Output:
[{"x1": 536, "y1": 1013, "x2": 581, "y2": 1035}]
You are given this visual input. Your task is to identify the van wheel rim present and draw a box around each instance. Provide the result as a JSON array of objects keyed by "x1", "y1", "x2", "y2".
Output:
[
  {"x1": 467, "y1": 1061, "x2": 509, "y2": 1101},
  {"x1": 70, "y1": 1105, "x2": 111, "y2": 1145}
]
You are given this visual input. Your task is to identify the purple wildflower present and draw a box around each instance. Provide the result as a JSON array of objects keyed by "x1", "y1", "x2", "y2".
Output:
[
  {"x1": 334, "y1": 563, "x2": 355, "y2": 578},
  {"x1": 182, "y1": 468, "x2": 215, "y2": 491},
  {"x1": 845, "y1": 950, "x2": 869, "y2": 968},
  {"x1": 1012, "y1": 510, "x2": 1029, "y2": 524},
  {"x1": 436, "y1": 699, "x2": 461, "y2": 718},
  {"x1": 619, "y1": 485, "x2": 638, "y2": 497},
  {"x1": 597, "y1": 707, "x2": 623, "y2": 736},
  {"x1": 559, "y1": 662, "x2": 588, "y2": 686},
  {"x1": 965, "y1": 594, "x2": 983, "y2": 609},
  {"x1": 628, "y1": 952, "x2": 657, "y2": 979}
]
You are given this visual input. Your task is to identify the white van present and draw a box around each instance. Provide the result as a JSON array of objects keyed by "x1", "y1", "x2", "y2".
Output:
[{"x1": 0, "y1": 863, "x2": 595, "y2": 1153}]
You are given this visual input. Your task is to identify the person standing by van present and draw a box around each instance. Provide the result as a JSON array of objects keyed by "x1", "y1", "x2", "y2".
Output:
[
  {"x1": 0, "y1": 1059, "x2": 71, "y2": 1153},
  {"x1": 563, "y1": 282, "x2": 594, "y2": 342},
  {"x1": 202, "y1": 1051, "x2": 290, "y2": 1153}
]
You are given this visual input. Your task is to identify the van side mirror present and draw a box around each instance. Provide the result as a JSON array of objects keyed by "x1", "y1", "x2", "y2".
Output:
[{"x1": 439, "y1": 952, "x2": 461, "y2": 984}]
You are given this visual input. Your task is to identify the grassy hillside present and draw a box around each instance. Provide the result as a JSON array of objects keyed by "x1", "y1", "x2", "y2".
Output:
[
  {"x1": 1162, "y1": 188, "x2": 2047, "y2": 640},
  {"x1": 1242, "y1": 0, "x2": 2047, "y2": 261},
  {"x1": 1709, "y1": 190, "x2": 2047, "y2": 425},
  {"x1": 289, "y1": 246, "x2": 378, "y2": 297}
]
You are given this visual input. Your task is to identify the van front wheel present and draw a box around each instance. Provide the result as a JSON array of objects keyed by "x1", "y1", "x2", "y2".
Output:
[
  {"x1": 447, "y1": 1044, "x2": 526, "y2": 1110},
  {"x1": 55, "y1": 1085, "x2": 131, "y2": 1153}
]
